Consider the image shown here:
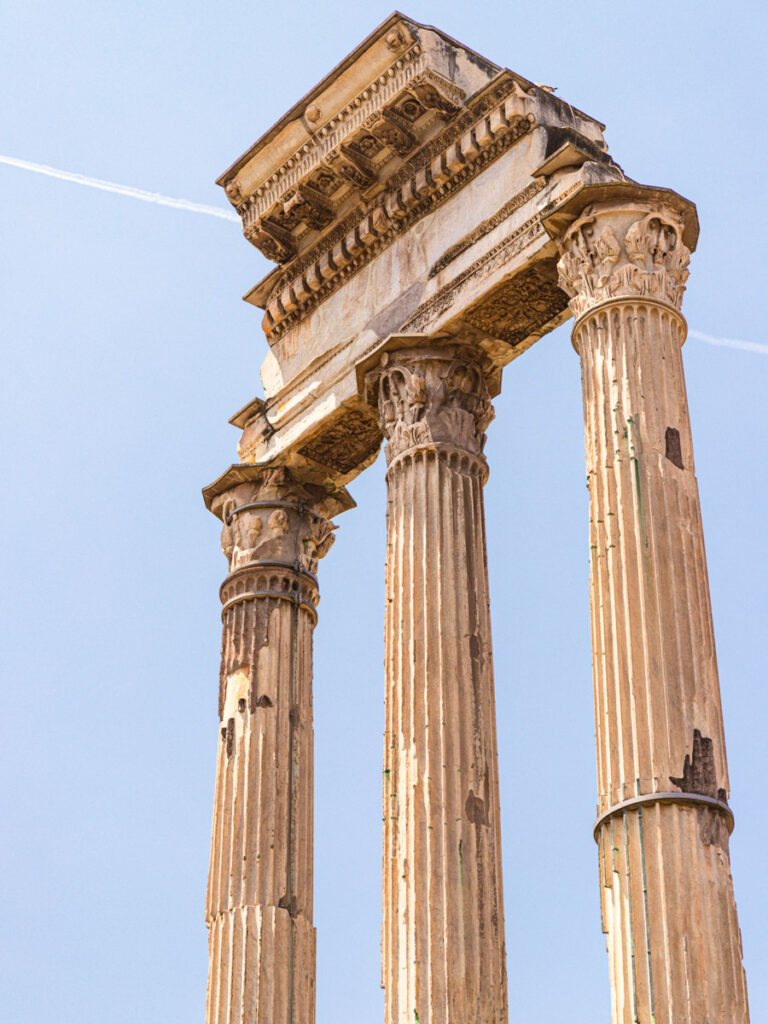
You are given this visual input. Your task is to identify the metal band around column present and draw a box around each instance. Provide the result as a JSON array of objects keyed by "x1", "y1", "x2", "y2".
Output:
[
  {"x1": 593, "y1": 791, "x2": 734, "y2": 841},
  {"x1": 224, "y1": 499, "x2": 329, "y2": 524}
]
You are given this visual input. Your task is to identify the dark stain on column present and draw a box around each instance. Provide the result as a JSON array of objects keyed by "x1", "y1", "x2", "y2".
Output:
[
  {"x1": 465, "y1": 789, "x2": 488, "y2": 826},
  {"x1": 278, "y1": 893, "x2": 299, "y2": 917},
  {"x1": 669, "y1": 728, "x2": 726, "y2": 801},
  {"x1": 670, "y1": 728, "x2": 731, "y2": 850},
  {"x1": 468, "y1": 632, "x2": 485, "y2": 671},
  {"x1": 665, "y1": 426, "x2": 684, "y2": 469}
]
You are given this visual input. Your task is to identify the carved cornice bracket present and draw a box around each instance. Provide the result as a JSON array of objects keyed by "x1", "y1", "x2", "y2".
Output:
[
  {"x1": 228, "y1": 45, "x2": 477, "y2": 264},
  {"x1": 260, "y1": 80, "x2": 536, "y2": 339}
]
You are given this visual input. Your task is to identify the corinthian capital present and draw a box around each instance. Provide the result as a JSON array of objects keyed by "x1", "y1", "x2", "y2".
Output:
[
  {"x1": 556, "y1": 201, "x2": 691, "y2": 320},
  {"x1": 365, "y1": 346, "x2": 493, "y2": 464},
  {"x1": 213, "y1": 467, "x2": 339, "y2": 575}
]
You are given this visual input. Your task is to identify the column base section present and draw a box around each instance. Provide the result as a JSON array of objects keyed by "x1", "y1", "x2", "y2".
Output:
[{"x1": 206, "y1": 906, "x2": 316, "y2": 1024}]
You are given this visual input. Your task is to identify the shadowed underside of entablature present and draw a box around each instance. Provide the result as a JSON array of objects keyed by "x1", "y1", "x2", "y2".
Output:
[{"x1": 209, "y1": 12, "x2": 657, "y2": 496}]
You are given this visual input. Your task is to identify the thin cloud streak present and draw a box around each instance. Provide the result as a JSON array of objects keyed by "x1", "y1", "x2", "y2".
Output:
[
  {"x1": 0, "y1": 154, "x2": 239, "y2": 222},
  {"x1": 688, "y1": 329, "x2": 768, "y2": 355}
]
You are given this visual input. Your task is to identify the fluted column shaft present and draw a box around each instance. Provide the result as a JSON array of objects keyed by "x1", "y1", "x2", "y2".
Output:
[
  {"x1": 558, "y1": 197, "x2": 750, "y2": 1023},
  {"x1": 205, "y1": 468, "x2": 338, "y2": 1024},
  {"x1": 367, "y1": 347, "x2": 508, "y2": 1024}
]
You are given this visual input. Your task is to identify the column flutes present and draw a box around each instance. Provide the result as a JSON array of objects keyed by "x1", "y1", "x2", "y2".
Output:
[
  {"x1": 205, "y1": 467, "x2": 338, "y2": 1024},
  {"x1": 366, "y1": 346, "x2": 508, "y2": 1024},
  {"x1": 557, "y1": 194, "x2": 750, "y2": 1023}
]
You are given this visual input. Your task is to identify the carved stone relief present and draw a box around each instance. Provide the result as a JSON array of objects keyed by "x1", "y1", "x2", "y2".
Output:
[
  {"x1": 298, "y1": 407, "x2": 382, "y2": 474},
  {"x1": 461, "y1": 259, "x2": 569, "y2": 347},
  {"x1": 365, "y1": 347, "x2": 493, "y2": 463},
  {"x1": 217, "y1": 468, "x2": 337, "y2": 575},
  {"x1": 557, "y1": 203, "x2": 691, "y2": 319}
]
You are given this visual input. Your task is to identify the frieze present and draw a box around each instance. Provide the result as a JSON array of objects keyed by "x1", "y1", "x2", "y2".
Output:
[{"x1": 428, "y1": 179, "x2": 547, "y2": 277}]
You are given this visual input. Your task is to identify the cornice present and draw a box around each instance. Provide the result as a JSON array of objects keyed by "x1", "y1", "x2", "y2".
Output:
[
  {"x1": 235, "y1": 43, "x2": 430, "y2": 219},
  {"x1": 258, "y1": 75, "x2": 537, "y2": 342}
]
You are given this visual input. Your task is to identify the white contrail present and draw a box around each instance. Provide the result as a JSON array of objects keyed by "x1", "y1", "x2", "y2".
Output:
[
  {"x1": 688, "y1": 328, "x2": 768, "y2": 355},
  {"x1": 0, "y1": 154, "x2": 239, "y2": 222}
]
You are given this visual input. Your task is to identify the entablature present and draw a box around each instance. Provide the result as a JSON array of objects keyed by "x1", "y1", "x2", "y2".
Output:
[{"x1": 208, "y1": 14, "x2": 636, "y2": 495}]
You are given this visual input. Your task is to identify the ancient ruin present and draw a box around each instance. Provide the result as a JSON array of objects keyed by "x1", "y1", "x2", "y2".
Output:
[{"x1": 202, "y1": 13, "x2": 751, "y2": 1023}]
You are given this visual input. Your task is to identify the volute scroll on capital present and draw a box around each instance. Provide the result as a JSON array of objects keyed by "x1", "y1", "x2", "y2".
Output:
[
  {"x1": 556, "y1": 202, "x2": 692, "y2": 321},
  {"x1": 364, "y1": 347, "x2": 494, "y2": 465}
]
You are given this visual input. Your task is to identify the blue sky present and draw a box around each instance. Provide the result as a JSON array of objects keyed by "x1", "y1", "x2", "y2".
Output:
[{"x1": 1, "y1": 2, "x2": 766, "y2": 1021}]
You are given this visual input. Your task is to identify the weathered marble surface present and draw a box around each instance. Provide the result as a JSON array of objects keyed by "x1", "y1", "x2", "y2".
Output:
[
  {"x1": 558, "y1": 195, "x2": 750, "y2": 1024},
  {"x1": 211, "y1": 12, "x2": 622, "y2": 491},
  {"x1": 203, "y1": 12, "x2": 751, "y2": 1024}
]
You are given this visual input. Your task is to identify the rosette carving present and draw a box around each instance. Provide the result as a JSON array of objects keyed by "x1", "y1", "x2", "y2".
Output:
[
  {"x1": 557, "y1": 203, "x2": 691, "y2": 319},
  {"x1": 366, "y1": 348, "x2": 493, "y2": 463}
]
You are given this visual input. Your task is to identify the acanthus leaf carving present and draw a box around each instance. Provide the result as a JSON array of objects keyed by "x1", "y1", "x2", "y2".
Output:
[
  {"x1": 366, "y1": 348, "x2": 493, "y2": 464},
  {"x1": 408, "y1": 71, "x2": 465, "y2": 118},
  {"x1": 370, "y1": 111, "x2": 417, "y2": 158},
  {"x1": 334, "y1": 146, "x2": 377, "y2": 189},
  {"x1": 282, "y1": 183, "x2": 334, "y2": 231},
  {"x1": 557, "y1": 204, "x2": 691, "y2": 319}
]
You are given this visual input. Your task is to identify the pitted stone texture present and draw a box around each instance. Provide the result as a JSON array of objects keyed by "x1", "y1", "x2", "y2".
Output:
[{"x1": 205, "y1": 468, "x2": 339, "y2": 1024}]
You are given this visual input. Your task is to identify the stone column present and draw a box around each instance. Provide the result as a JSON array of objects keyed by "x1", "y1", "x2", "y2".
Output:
[
  {"x1": 366, "y1": 346, "x2": 508, "y2": 1024},
  {"x1": 557, "y1": 192, "x2": 750, "y2": 1023},
  {"x1": 204, "y1": 467, "x2": 339, "y2": 1024}
]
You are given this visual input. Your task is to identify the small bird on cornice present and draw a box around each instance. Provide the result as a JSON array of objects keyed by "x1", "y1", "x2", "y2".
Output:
[{"x1": 535, "y1": 83, "x2": 557, "y2": 93}]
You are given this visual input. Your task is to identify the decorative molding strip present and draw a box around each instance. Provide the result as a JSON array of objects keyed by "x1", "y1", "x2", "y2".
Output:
[
  {"x1": 221, "y1": 589, "x2": 318, "y2": 624},
  {"x1": 428, "y1": 178, "x2": 546, "y2": 277},
  {"x1": 401, "y1": 214, "x2": 547, "y2": 335}
]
